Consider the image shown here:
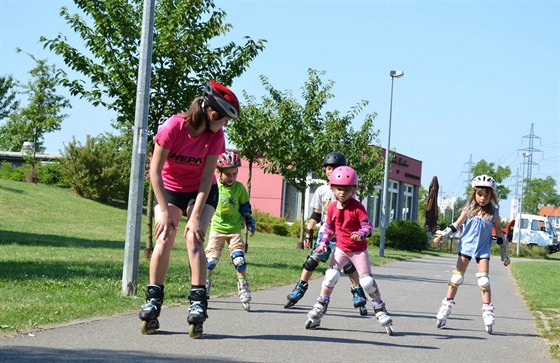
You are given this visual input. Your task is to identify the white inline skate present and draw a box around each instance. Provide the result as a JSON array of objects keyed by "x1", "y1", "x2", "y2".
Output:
[
  {"x1": 237, "y1": 279, "x2": 251, "y2": 311},
  {"x1": 373, "y1": 302, "x2": 394, "y2": 336},
  {"x1": 436, "y1": 298, "x2": 455, "y2": 329},
  {"x1": 305, "y1": 297, "x2": 329, "y2": 330},
  {"x1": 482, "y1": 303, "x2": 495, "y2": 334}
]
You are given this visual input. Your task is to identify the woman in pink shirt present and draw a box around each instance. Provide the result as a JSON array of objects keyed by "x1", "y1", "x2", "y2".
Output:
[{"x1": 139, "y1": 80, "x2": 239, "y2": 339}]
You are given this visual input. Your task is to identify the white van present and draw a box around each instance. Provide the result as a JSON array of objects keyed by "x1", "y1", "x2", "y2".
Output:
[{"x1": 512, "y1": 213, "x2": 559, "y2": 253}]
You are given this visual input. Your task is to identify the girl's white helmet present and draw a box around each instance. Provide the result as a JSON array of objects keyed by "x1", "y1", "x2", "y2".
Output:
[{"x1": 471, "y1": 175, "x2": 496, "y2": 190}]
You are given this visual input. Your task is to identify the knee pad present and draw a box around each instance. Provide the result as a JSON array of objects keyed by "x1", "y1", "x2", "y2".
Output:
[
  {"x1": 231, "y1": 250, "x2": 247, "y2": 272},
  {"x1": 342, "y1": 261, "x2": 356, "y2": 275},
  {"x1": 448, "y1": 269, "x2": 464, "y2": 287},
  {"x1": 206, "y1": 257, "x2": 219, "y2": 270},
  {"x1": 476, "y1": 272, "x2": 491, "y2": 292},
  {"x1": 359, "y1": 275, "x2": 380, "y2": 299},
  {"x1": 323, "y1": 269, "x2": 340, "y2": 289},
  {"x1": 303, "y1": 256, "x2": 319, "y2": 272}
]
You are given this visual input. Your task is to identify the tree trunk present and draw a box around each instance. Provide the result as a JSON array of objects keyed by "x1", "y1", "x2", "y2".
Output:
[
  {"x1": 297, "y1": 187, "x2": 306, "y2": 249},
  {"x1": 144, "y1": 184, "x2": 154, "y2": 260},
  {"x1": 245, "y1": 161, "x2": 253, "y2": 253}
]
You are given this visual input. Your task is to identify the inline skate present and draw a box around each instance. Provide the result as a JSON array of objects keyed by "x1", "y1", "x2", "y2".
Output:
[
  {"x1": 436, "y1": 298, "x2": 455, "y2": 329},
  {"x1": 187, "y1": 287, "x2": 208, "y2": 339},
  {"x1": 237, "y1": 279, "x2": 252, "y2": 311},
  {"x1": 284, "y1": 280, "x2": 308, "y2": 308},
  {"x1": 139, "y1": 284, "x2": 163, "y2": 335},
  {"x1": 373, "y1": 302, "x2": 394, "y2": 335},
  {"x1": 351, "y1": 285, "x2": 368, "y2": 316},
  {"x1": 482, "y1": 303, "x2": 495, "y2": 334},
  {"x1": 305, "y1": 296, "x2": 329, "y2": 329}
]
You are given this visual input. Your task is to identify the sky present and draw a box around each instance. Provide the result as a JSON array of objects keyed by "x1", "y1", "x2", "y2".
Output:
[{"x1": 1, "y1": 0, "x2": 559, "y2": 220}]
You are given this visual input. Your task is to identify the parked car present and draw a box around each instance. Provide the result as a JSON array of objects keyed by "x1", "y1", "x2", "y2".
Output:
[{"x1": 511, "y1": 213, "x2": 560, "y2": 253}]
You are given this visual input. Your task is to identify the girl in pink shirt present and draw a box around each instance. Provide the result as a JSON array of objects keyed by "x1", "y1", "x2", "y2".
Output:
[
  {"x1": 139, "y1": 80, "x2": 239, "y2": 339},
  {"x1": 306, "y1": 166, "x2": 394, "y2": 335}
]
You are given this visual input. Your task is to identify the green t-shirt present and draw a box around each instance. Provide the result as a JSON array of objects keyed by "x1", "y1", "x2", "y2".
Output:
[{"x1": 211, "y1": 181, "x2": 250, "y2": 234}]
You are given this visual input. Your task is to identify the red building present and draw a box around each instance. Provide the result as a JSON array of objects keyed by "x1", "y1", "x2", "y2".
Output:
[{"x1": 235, "y1": 147, "x2": 422, "y2": 229}]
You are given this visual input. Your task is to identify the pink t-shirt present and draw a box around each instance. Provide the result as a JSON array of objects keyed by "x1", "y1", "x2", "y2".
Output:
[
  {"x1": 326, "y1": 198, "x2": 370, "y2": 252},
  {"x1": 154, "y1": 114, "x2": 226, "y2": 193}
]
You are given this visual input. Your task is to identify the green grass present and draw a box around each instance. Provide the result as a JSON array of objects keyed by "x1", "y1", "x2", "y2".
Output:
[
  {"x1": 1, "y1": 178, "x2": 559, "y2": 361},
  {"x1": 511, "y1": 261, "x2": 560, "y2": 360}
]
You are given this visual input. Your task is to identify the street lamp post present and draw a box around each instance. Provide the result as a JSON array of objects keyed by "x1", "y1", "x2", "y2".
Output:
[
  {"x1": 379, "y1": 70, "x2": 404, "y2": 257},
  {"x1": 516, "y1": 152, "x2": 531, "y2": 256}
]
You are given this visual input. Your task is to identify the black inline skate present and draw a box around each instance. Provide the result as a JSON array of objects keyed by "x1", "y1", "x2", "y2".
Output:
[{"x1": 139, "y1": 284, "x2": 164, "y2": 334}]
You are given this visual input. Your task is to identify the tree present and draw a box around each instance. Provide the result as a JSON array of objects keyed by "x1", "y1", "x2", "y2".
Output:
[
  {"x1": 0, "y1": 53, "x2": 70, "y2": 157},
  {"x1": 40, "y1": 0, "x2": 266, "y2": 251},
  {"x1": 522, "y1": 176, "x2": 560, "y2": 214},
  {"x1": 239, "y1": 69, "x2": 383, "y2": 242},
  {"x1": 41, "y1": 0, "x2": 265, "y2": 142},
  {"x1": 319, "y1": 106, "x2": 383, "y2": 201},
  {"x1": 469, "y1": 160, "x2": 511, "y2": 200},
  {"x1": 0, "y1": 75, "x2": 19, "y2": 122}
]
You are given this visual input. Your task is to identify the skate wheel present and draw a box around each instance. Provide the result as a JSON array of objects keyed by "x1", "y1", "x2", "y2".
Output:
[
  {"x1": 189, "y1": 323, "x2": 204, "y2": 339},
  {"x1": 305, "y1": 319, "x2": 320, "y2": 330},
  {"x1": 359, "y1": 306, "x2": 368, "y2": 316},
  {"x1": 243, "y1": 303, "x2": 251, "y2": 311},
  {"x1": 436, "y1": 319, "x2": 445, "y2": 329},
  {"x1": 385, "y1": 325, "x2": 394, "y2": 336},
  {"x1": 140, "y1": 319, "x2": 159, "y2": 335},
  {"x1": 284, "y1": 300, "x2": 295, "y2": 309},
  {"x1": 485, "y1": 325, "x2": 493, "y2": 334}
]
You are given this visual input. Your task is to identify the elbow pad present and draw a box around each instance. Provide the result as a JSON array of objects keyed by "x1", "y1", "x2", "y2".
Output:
[
  {"x1": 239, "y1": 202, "x2": 252, "y2": 216},
  {"x1": 323, "y1": 223, "x2": 335, "y2": 237},
  {"x1": 310, "y1": 211, "x2": 322, "y2": 223},
  {"x1": 360, "y1": 220, "x2": 373, "y2": 237}
]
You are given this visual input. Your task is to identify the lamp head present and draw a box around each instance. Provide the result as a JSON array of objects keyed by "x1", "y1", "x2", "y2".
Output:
[{"x1": 390, "y1": 70, "x2": 404, "y2": 78}]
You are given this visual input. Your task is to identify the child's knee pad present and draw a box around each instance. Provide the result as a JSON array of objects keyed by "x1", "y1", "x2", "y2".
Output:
[
  {"x1": 448, "y1": 269, "x2": 464, "y2": 287},
  {"x1": 323, "y1": 269, "x2": 340, "y2": 289},
  {"x1": 476, "y1": 272, "x2": 490, "y2": 292},
  {"x1": 359, "y1": 274, "x2": 380, "y2": 300}
]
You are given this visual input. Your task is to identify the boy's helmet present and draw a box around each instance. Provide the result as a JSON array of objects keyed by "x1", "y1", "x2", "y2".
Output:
[
  {"x1": 217, "y1": 151, "x2": 242, "y2": 169},
  {"x1": 329, "y1": 166, "x2": 358, "y2": 186},
  {"x1": 471, "y1": 175, "x2": 496, "y2": 190},
  {"x1": 322, "y1": 152, "x2": 347, "y2": 167},
  {"x1": 203, "y1": 80, "x2": 240, "y2": 119}
]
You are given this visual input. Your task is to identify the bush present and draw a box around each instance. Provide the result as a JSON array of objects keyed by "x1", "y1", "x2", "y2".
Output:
[
  {"x1": 36, "y1": 161, "x2": 69, "y2": 187},
  {"x1": 59, "y1": 134, "x2": 131, "y2": 204},
  {"x1": 385, "y1": 219, "x2": 429, "y2": 251},
  {"x1": 0, "y1": 161, "x2": 25, "y2": 181}
]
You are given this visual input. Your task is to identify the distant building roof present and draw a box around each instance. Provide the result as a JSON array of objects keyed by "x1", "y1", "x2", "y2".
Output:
[{"x1": 538, "y1": 205, "x2": 560, "y2": 218}]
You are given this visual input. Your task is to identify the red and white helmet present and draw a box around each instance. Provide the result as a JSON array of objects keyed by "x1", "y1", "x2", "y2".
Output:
[
  {"x1": 217, "y1": 151, "x2": 242, "y2": 169},
  {"x1": 471, "y1": 175, "x2": 496, "y2": 190},
  {"x1": 203, "y1": 80, "x2": 240, "y2": 119},
  {"x1": 329, "y1": 166, "x2": 358, "y2": 186}
]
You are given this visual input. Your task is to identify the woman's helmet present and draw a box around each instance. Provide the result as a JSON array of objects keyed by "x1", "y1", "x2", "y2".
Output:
[
  {"x1": 322, "y1": 152, "x2": 347, "y2": 167},
  {"x1": 203, "y1": 80, "x2": 240, "y2": 119},
  {"x1": 329, "y1": 166, "x2": 358, "y2": 186},
  {"x1": 471, "y1": 175, "x2": 496, "y2": 190},
  {"x1": 217, "y1": 151, "x2": 242, "y2": 169}
]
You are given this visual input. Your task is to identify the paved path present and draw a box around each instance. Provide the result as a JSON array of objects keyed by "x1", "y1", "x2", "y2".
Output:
[{"x1": 0, "y1": 256, "x2": 553, "y2": 362}]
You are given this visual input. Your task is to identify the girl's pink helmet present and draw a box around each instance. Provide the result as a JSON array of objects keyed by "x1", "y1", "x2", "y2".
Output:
[{"x1": 330, "y1": 166, "x2": 358, "y2": 186}]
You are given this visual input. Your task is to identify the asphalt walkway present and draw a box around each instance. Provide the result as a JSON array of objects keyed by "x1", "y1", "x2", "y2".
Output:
[{"x1": 0, "y1": 256, "x2": 553, "y2": 362}]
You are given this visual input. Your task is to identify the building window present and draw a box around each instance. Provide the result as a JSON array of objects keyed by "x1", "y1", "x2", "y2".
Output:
[
  {"x1": 388, "y1": 180, "x2": 399, "y2": 222},
  {"x1": 402, "y1": 183, "x2": 413, "y2": 220}
]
